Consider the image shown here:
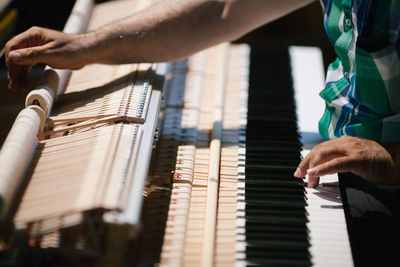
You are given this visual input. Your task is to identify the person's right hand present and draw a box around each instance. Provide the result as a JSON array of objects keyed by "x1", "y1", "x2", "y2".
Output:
[
  {"x1": 5, "y1": 26, "x2": 89, "y2": 91},
  {"x1": 294, "y1": 136, "x2": 400, "y2": 187}
]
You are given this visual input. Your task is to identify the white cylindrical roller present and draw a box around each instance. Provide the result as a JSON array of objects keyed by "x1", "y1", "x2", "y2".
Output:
[
  {"x1": 0, "y1": 107, "x2": 42, "y2": 221},
  {"x1": 63, "y1": 0, "x2": 94, "y2": 35},
  {"x1": 55, "y1": 69, "x2": 72, "y2": 96},
  {"x1": 27, "y1": 105, "x2": 46, "y2": 139},
  {"x1": 25, "y1": 68, "x2": 59, "y2": 116},
  {"x1": 55, "y1": 0, "x2": 94, "y2": 96}
]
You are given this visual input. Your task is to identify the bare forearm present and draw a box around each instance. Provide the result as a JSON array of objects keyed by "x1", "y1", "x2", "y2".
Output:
[
  {"x1": 5, "y1": 0, "x2": 314, "y2": 91},
  {"x1": 83, "y1": 0, "x2": 315, "y2": 64}
]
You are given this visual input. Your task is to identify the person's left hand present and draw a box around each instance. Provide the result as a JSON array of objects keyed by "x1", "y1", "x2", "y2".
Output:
[
  {"x1": 293, "y1": 135, "x2": 400, "y2": 187},
  {"x1": 5, "y1": 27, "x2": 88, "y2": 91}
]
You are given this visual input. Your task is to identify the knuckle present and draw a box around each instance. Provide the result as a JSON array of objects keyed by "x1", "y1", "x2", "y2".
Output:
[
  {"x1": 339, "y1": 135, "x2": 357, "y2": 145},
  {"x1": 28, "y1": 26, "x2": 46, "y2": 42},
  {"x1": 339, "y1": 135, "x2": 352, "y2": 141},
  {"x1": 5, "y1": 38, "x2": 19, "y2": 52},
  {"x1": 23, "y1": 48, "x2": 40, "y2": 59},
  {"x1": 308, "y1": 154, "x2": 316, "y2": 165},
  {"x1": 24, "y1": 48, "x2": 34, "y2": 57},
  {"x1": 29, "y1": 26, "x2": 42, "y2": 34},
  {"x1": 313, "y1": 154, "x2": 323, "y2": 165},
  {"x1": 299, "y1": 155, "x2": 310, "y2": 167},
  {"x1": 297, "y1": 161, "x2": 306, "y2": 171},
  {"x1": 309, "y1": 161, "x2": 321, "y2": 170},
  {"x1": 5, "y1": 40, "x2": 11, "y2": 51}
]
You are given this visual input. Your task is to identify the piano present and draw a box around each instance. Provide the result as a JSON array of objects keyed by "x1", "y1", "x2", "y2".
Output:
[
  {"x1": 1, "y1": 1, "x2": 400, "y2": 267},
  {"x1": 156, "y1": 43, "x2": 353, "y2": 267}
]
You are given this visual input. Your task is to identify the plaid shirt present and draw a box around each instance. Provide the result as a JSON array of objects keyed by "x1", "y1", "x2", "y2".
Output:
[{"x1": 318, "y1": 0, "x2": 400, "y2": 142}]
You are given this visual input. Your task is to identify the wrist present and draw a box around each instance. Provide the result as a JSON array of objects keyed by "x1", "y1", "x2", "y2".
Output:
[
  {"x1": 76, "y1": 25, "x2": 119, "y2": 65},
  {"x1": 76, "y1": 31, "x2": 102, "y2": 65},
  {"x1": 79, "y1": 26, "x2": 132, "y2": 65},
  {"x1": 382, "y1": 142, "x2": 400, "y2": 184}
]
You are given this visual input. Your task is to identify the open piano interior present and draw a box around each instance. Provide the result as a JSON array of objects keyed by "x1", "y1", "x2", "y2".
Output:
[{"x1": 1, "y1": 1, "x2": 400, "y2": 267}]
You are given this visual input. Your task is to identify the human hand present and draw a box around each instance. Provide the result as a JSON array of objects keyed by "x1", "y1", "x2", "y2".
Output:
[
  {"x1": 293, "y1": 135, "x2": 400, "y2": 187},
  {"x1": 5, "y1": 26, "x2": 90, "y2": 91}
]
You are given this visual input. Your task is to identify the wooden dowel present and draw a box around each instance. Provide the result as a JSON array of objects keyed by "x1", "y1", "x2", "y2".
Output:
[
  {"x1": 48, "y1": 114, "x2": 114, "y2": 125},
  {"x1": 45, "y1": 115, "x2": 144, "y2": 135},
  {"x1": 201, "y1": 43, "x2": 229, "y2": 267}
]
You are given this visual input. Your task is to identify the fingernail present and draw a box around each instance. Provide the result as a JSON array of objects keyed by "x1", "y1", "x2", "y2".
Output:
[
  {"x1": 9, "y1": 51, "x2": 21, "y2": 61},
  {"x1": 293, "y1": 168, "x2": 300, "y2": 177}
]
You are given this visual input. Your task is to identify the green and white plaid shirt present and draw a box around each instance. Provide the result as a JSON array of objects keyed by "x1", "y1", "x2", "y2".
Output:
[{"x1": 318, "y1": 0, "x2": 400, "y2": 142}]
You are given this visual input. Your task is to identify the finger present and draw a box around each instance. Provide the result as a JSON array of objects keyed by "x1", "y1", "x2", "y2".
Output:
[
  {"x1": 308, "y1": 147, "x2": 344, "y2": 169},
  {"x1": 18, "y1": 66, "x2": 30, "y2": 91},
  {"x1": 8, "y1": 45, "x2": 52, "y2": 66},
  {"x1": 7, "y1": 43, "x2": 54, "y2": 91},
  {"x1": 9, "y1": 67, "x2": 28, "y2": 91},
  {"x1": 307, "y1": 175, "x2": 320, "y2": 188},
  {"x1": 5, "y1": 26, "x2": 51, "y2": 53},
  {"x1": 8, "y1": 64, "x2": 31, "y2": 91},
  {"x1": 294, "y1": 153, "x2": 311, "y2": 178},
  {"x1": 295, "y1": 143, "x2": 347, "y2": 178},
  {"x1": 307, "y1": 156, "x2": 353, "y2": 177}
]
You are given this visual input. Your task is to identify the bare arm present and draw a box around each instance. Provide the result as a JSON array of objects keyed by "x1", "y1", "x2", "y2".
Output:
[
  {"x1": 84, "y1": 0, "x2": 315, "y2": 64},
  {"x1": 6, "y1": 0, "x2": 314, "y2": 90}
]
